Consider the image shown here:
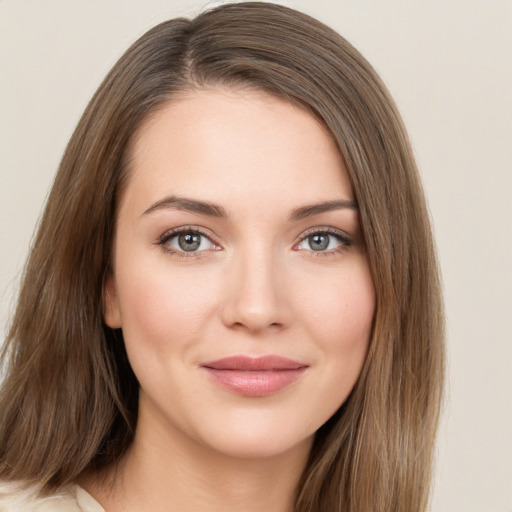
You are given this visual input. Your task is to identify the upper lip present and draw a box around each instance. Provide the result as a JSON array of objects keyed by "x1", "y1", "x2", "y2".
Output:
[{"x1": 200, "y1": 355, "x2": 308, "y2": 371}]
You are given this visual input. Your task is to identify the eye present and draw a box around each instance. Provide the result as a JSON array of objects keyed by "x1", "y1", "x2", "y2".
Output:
[
  {"x1": 157, "y1": 228, "x2": 219, "y2": 255},
  {"x1": 295, "y1": 229, "x2": 351, "y2": 254}
]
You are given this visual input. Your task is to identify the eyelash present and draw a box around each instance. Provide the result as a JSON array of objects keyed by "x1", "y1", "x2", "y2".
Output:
[
  {"x1": 155, "y1": 226, "x2": 352, "y2": 258},
  {"x1": 155, "y1": 226, "x2": 220, "y2": 259},
  {"x1": 293, "y1": 227, "x2": 352, "y2": 257}
]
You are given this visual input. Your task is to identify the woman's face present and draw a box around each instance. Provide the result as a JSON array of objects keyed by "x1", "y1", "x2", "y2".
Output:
[{"x1": 104, "y1": 88, "x2": 375, "y2": 460}]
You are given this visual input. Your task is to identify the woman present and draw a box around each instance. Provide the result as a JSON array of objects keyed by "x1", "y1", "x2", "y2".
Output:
[{"x1": 0, "y1": 2, "x2": 444, "y2": 511}]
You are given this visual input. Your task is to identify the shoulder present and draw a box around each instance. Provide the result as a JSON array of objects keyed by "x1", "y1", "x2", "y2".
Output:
[{"x1": 0, "y1": 481, "x2": 102, "y2": 512}]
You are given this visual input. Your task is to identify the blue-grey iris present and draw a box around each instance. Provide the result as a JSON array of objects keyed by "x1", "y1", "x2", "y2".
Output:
[
  {"x1": 178, "y1": 232, "x2": 201, "y2": 251},
  {"x1": 309, "y1": 234, "x2": 329, "y2": 251}
]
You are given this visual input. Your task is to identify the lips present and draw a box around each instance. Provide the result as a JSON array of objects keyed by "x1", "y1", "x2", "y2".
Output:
[{"x1": 200, "y1": 355, "x2": 308, "y2": 397}]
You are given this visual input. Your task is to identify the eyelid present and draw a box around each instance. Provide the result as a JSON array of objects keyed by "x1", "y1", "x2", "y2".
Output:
[
  {"x1": 293, "y1": 226, "x2": 352, "y2": 254},
  {"x1": 155, "y1": 225, "x2": 222, "y2": 256},
  {"x1": 296, "y1": 226, "x2": 352, "y2": 243},
  {"x1": 154, "y1": 225, "x2": 352, "y2": 258}
]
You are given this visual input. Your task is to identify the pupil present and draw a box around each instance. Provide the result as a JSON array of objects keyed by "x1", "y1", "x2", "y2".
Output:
[
  {"x1": 178, "y1": 232, "x2": 201, "y2": 251},
  {"x1": 309, "y1": 234, "x2": 329, "y2": 251}
]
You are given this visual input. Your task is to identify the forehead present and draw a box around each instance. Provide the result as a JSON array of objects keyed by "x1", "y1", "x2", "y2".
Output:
[{"x1": 122, "y1": 88, "x2": 353, "y2": 214}]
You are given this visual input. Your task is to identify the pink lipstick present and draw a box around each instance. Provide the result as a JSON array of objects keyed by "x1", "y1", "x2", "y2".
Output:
[{"x1": 200, "y1": 355, "x2": 308, "y2": 397}]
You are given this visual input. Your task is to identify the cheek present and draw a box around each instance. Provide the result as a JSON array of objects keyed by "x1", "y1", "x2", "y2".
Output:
[
  {"x1": 296, "y1": 260, "x2": 375, "y2": 411},
  {"x1": 115, "y1": 263, "x2": 219, "y2": 355},
  {"x1": 298, "y1": 262, "x2": 375, "y2": 352}
]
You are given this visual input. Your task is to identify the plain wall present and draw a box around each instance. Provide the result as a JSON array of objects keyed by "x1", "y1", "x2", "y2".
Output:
[{"x1": 1, "y1": 1, "x2": 511, "y2": 510}]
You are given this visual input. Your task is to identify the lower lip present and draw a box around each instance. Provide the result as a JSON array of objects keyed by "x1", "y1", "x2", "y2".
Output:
[{"x1": 202, "y1": 368, "x2": 307, "y2": 397}]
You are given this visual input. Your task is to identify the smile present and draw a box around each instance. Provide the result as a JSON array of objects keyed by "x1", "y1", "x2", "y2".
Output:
[{"x1": 200, "y1": 355, "x2": 309, "y2": 397}]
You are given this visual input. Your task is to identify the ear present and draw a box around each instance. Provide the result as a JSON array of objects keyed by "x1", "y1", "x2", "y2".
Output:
[{"x1": 102, "y1": 273, "x2": 122, "y2": 328}]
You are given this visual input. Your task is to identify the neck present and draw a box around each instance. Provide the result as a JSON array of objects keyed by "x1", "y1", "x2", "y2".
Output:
[{"x1": 83, "y1": 401, "x2": 312, "y2": 512}]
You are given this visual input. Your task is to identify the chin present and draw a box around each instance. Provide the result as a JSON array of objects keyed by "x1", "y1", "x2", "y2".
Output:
[
  {"x1": 199, "y1": 426, "x2": 314, "y2": 461},
  {"x1": 179, "y1": 401, "x2": 327, "y2": 462}
]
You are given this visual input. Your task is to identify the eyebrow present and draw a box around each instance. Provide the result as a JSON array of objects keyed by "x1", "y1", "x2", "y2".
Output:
[
  {"x1": 142, "y1": 196, "x2": 228, "y2": 218},
  {"x1": 289, "y1": 199, "x2": 358, "y2": 221},
  {"x1": 142, "y1": 195, "x2": 357, "y2": 220}
]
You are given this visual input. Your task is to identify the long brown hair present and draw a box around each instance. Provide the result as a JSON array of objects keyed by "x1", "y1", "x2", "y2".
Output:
[{"x1": 0, "y1": 3, "x2": 444, "y2": 511}]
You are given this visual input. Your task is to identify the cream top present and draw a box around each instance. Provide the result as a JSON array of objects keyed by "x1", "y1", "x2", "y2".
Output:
[{"x1": 0, "y1": 482, "x2": 104, "y2": 512}]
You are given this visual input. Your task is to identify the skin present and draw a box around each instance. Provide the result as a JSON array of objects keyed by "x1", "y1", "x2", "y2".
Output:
[{"x1": 91, "y1": 88, "x2": 375, "y2": 512}]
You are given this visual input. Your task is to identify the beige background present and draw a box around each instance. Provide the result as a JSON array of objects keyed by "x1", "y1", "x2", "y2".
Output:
[{"x1": 1, "y1": 1, "x2": 511, "y2": 510}]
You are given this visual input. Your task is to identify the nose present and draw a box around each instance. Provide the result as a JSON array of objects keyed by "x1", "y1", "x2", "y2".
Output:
[{"x1": 220, "y1": 247, "x2": 291, "y2": 333}]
